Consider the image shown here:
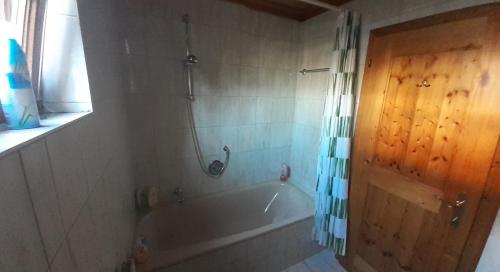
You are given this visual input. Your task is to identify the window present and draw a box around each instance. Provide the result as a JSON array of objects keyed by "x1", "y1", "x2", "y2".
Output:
[
  {"x1": 40, "y1": 0, "x2": 91, "y2": 113},
  {"x1": 1, "y1": 0, "x2": 46, "y2": 127},
  {"x1": 2, "y1": 0, "x2": 91, "y2": 118},
  {"x1": 0, "y1": 0, "x2": 92, "y2": 155},
  {"x1": 1, "y1": 0, "x2": 46, "y2": 101}
]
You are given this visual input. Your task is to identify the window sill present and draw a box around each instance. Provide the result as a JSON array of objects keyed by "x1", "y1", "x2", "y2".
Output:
[{"x1": 0, "y1": 112, "x2": 91, "y2": 159}]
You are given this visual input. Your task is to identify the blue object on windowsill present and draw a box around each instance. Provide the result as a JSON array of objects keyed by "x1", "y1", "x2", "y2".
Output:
[{"x1": 0, "y1": 39, "x2": 40, "y2": 130}]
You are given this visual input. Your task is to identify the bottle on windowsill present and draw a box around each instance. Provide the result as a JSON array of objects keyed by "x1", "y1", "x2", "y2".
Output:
[{"x1": 0, "y1": 39, "x2": 40, "y2": 130}]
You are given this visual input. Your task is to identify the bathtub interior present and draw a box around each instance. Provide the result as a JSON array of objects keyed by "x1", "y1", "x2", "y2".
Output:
[{"x1": 136, "y1": 181, "x2": 314, "y2": 252}]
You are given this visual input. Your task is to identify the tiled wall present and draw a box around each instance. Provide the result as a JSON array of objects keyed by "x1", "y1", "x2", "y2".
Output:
[
  {"x1": 289, "y1": 13, "x2": 337, "y2": 197},
  {"x1": 122, "y1": 0, "x2": 299, "y2": 200},
  {"x1": 0, "y1": 0, "x2": 136, "y2": 271}
]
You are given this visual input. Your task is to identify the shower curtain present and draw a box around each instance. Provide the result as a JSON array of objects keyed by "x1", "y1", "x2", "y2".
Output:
[{"x1": 313, "y1": 10, "x2": 360, "y2": 256}]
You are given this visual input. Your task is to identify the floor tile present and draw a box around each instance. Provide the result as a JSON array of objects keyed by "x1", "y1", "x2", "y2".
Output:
[
  {"x1": 282, "y1": 250, "x2": 346, "y2": 272},
  {"x1": 285, "y1": 262, "x2": 312, "y2": 272}
]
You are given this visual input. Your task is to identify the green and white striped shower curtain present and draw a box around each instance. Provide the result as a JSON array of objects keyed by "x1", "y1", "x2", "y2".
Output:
[{"x1": 313, "y1": 10, "x2": 360, "y2": 256}]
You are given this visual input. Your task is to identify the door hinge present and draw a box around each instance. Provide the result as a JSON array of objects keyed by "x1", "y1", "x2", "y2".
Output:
[{"x1": 368, "y1": 58, "x2": 373, "y2": 68}]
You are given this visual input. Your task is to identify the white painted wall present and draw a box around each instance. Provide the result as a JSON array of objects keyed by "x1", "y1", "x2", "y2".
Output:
[{"x1": 477, "y1": 210, "x2": 500, "y2": 271}]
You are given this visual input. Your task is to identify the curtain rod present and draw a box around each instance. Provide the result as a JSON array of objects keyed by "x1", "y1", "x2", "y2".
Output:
[
  {"x1": 297, "y1": 0, "x2": 343, "y2": 13},
  {"x1": 299, "y1": 68, "x2": 330, "y2": 75}
]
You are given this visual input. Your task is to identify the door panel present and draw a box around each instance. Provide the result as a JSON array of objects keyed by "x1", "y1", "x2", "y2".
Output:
[
  {"x1": 367, "y1": 167, "x2": 443, "y2": 213},
  {"x1": 373, "y1": 49, "x2": 483, "y2": 190},
  {"x1": 357, "y1": 184, "x2": 432, "y2": 271},
  {"x1": 348, "y1": 5, "x2": 500, "y2": 272},
  {"x1": 373, "y1": 55, "x2": 426, "y2": 172}
]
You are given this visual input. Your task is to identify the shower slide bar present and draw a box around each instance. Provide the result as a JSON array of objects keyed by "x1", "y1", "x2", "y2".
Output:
[{"x1": 299, "y1": 68, "x2": 330, "y2": 75}]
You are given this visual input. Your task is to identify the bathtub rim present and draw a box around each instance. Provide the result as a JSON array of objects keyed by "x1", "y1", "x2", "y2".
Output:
[
  {"x1": 140, "y1": 214, "x2": 313, "y2": 271},
  {"x1": 136, "y1": 181, "x2": 314, "y2": 271}
]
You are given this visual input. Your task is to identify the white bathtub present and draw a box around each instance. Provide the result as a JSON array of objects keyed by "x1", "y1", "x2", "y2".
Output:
[{"x1": 136, "y1": 181, "x2": 318, "y2": 272}]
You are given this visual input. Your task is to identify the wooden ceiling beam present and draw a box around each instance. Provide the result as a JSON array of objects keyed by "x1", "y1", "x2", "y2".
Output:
[
  {"x1": 318, "y1": 0, "x2": 351, "y2": 5},
  {"x1": 224, "y1": 0, "x2": 306, "y2": 21},
  {"x1": 224, "y1": 0, "x2": 351, "y2": 21},
  {"x1": 298, "y1": 5, "x2": 328, "y2": 21}
]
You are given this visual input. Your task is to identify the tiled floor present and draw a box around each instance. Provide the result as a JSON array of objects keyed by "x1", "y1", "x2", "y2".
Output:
[{"x1": 282, "y1": 250, "x2": 346, "y2": 272}]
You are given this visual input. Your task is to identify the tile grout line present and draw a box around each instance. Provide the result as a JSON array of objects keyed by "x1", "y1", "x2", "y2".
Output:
[
  {"x1": 43, "y1": 136, "x2": 119, "y2": 268},
  {"x1": 17, "y1": 151, "x2": 52, "y2": 272},
  {"x1": 43, "y1": 139, "x2": 72, "y2": 266}
]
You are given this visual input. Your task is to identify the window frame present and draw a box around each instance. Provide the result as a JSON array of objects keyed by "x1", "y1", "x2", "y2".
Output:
[
  {"x1": 22, "y1": 0, "x2": 47, "y2": 106},
  {"x1": 1, "y1": 0, "x2": 47, "y2": 124}
]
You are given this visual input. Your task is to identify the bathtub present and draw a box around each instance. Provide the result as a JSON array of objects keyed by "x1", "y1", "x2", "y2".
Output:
[{"x1": 136, "y1": 181, "x2": 322, "y2": 272}]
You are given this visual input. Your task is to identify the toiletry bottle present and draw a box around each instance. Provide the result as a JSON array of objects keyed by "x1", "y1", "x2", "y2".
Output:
[
  {"x1": 280, "y1": 164, "x2": 290, "y2": 182},
  {"x1": 133, "y1": 236, "x2": 150, "y2": 264},
  {"x1": 0, "y1": 39, "x2": 40, "y2": 129}
]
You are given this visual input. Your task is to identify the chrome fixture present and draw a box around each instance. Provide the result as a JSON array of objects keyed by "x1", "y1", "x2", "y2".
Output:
[
  {"x1": 208, "y1": 146, "x2": 230, "y2": 176},
  {"x1": 182, "y1": 14, "x2": 230, "y2": 178},
  {"x1": 448, "y1": 192, "x2": 467, "y2": 228},
  {"x1": 185, "y1": 54, "x2": 199, "y2": 65},
  {"x1": 173, "y1": 187, "x2": 185, "y2": 203},
  {"x1": 299, "y1": 68, "x2": 330, "y2": 75},
  {"x1": 182, "y1": 14, "x2": 197, "y2": 101}
]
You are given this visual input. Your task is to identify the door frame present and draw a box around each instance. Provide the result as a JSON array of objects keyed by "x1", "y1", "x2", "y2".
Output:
[
  {"x1": 340, "y1": 3, "x2": 500, "y2": 271},
  {"x1": 458, "y1": 139, "x2": 500, "y2": 271}
]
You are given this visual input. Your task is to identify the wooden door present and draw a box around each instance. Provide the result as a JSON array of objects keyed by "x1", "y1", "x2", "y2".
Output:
[{"x1": 347, "y1": 4, "x2": 500, "y2": 272}]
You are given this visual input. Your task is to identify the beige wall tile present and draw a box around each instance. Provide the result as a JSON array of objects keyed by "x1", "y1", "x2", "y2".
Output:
[
  {"x1": 20, "y1": 140, "x2": 65, "y2": 262},
  {"x1": 49, "y1": 241, "x2": 78, "y2": 272},
  {"x1": 0, "y1": 153, "x2": 48, "y2": 271}
]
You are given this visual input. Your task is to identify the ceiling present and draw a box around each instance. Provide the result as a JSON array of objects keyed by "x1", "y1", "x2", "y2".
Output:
[{"x1": 224, "y1": 0, "x2": 351, "y2": 21}]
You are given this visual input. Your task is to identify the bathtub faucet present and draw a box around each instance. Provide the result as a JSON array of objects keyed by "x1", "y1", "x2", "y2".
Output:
[{"x1": 173, "y1": 187, "x2": 185, "y2": 204}]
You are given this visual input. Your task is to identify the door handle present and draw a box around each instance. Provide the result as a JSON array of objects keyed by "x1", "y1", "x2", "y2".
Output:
[{"x1": 447, "y1": 192, "x2": 467, "y2": 229}]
